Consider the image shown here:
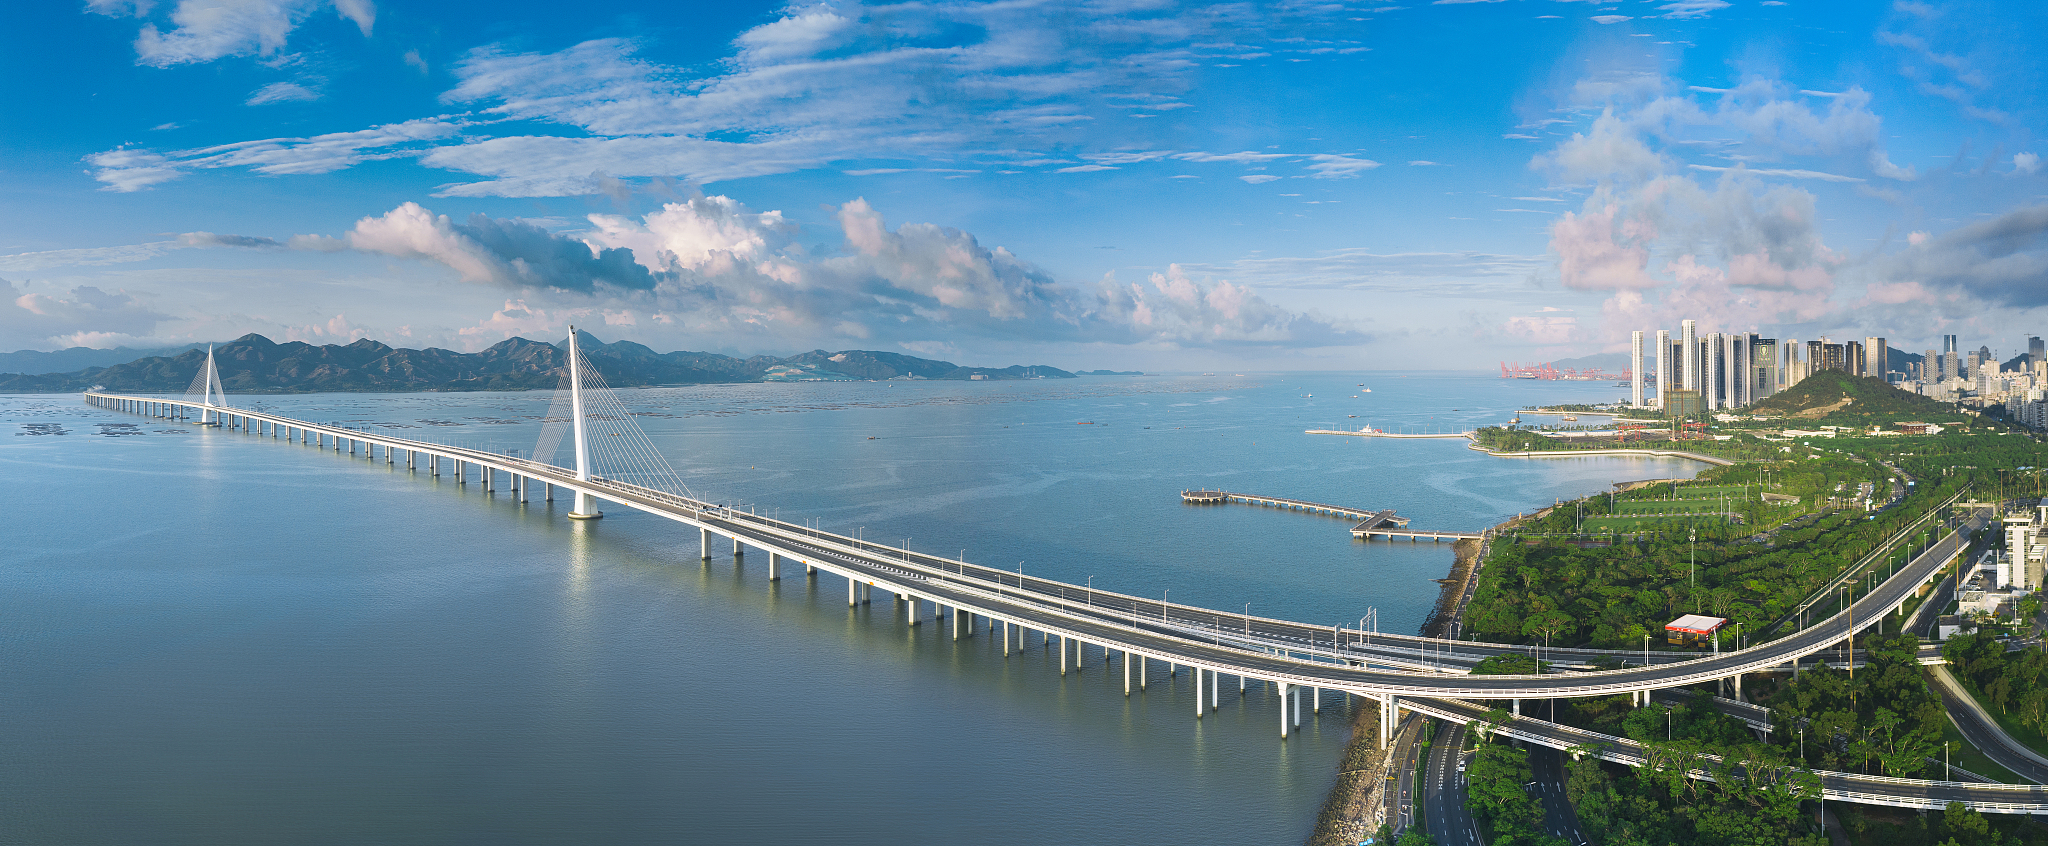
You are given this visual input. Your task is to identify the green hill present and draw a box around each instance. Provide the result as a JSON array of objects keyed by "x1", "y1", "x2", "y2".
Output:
[
  {"x1": 1746, "y1": 370, "x2": 1955, "y2": 424},
  {"x1": 0, "y1": 333, "x2": 1078, "y2": 393}
]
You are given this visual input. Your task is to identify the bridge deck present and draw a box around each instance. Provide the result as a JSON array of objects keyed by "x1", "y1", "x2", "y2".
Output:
[{"x1": 83, "y1": 391, "x2": 2028, "y2": 812}]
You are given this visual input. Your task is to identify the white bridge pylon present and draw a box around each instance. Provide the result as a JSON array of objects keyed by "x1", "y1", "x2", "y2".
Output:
[
  {"x1": 181, "y1": 344, "x2": 227, "y2": 425},
  {"x1": 533, "y1": 325, "x2": 695, "y2": 520}
]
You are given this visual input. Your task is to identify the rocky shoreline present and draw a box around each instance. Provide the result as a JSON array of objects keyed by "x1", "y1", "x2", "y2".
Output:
[{"x1": 1307, "y1": 517, "x2": 1519, "y2": 845}]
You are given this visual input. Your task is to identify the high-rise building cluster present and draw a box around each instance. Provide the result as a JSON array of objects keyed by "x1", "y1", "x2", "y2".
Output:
[
  {"x1": 1623, "y1": 323, "x2": 2048, "y2": 426},
  {"x1": 1626, "y1": 321, "x2": 1886, "y2": 415}
]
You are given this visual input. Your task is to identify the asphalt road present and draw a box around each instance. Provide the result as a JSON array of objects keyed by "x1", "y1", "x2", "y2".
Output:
[{"x1": 1420, "y1": 721, "x2": 1481, "y2": 846}]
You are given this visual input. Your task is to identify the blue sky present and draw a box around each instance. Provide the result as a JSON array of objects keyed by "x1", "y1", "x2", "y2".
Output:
[{"x1": 2, "y1": 0, "x2": 2044, "y2": 370}]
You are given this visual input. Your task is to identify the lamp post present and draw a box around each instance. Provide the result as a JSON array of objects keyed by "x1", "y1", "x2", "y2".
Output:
[
  {"x1": 1162, "y1": 590, "x2": 1170, "y2": 622},
  {"x1": 1245, "y1": 603, "x2": 1252, "y2": 639},
  {"x1": 1086, "y1": 576, "x2": 1095, "y2": 608}
]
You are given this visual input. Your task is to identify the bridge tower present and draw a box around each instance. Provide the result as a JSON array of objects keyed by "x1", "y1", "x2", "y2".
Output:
[
  {"x1": 565, "y1": 326, "x2": 603, "y2": 520},
  {"x1": 200, "y1": 345, "x2": 215, "y2": 425},
  {"x1": 184, "y1": 344, "x2": 226, "y2": 425}
]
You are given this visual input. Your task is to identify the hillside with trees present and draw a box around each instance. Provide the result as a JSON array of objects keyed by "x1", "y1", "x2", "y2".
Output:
[
  {"x1": 0, "y1": 332, "x2": 1080, "y2": 393},
  {"x1": 1745, "y1": 370, "x2": 1956, "y2": 424}
]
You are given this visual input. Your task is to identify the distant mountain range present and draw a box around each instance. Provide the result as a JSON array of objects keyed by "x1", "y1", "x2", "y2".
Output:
[
  {"x1": 0, "y1": 343, "x2": 210, "y2": 375},
  {"x1": 0, "y1": 332, "x2": 1112, "y2": 393}
]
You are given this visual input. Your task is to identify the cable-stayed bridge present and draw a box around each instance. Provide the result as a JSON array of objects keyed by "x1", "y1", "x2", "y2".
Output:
[{"x1": 82, "y1": 330, "x2": 2048, "y2": 813}]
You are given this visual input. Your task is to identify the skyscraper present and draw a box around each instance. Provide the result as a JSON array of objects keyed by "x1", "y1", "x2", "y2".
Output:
[
  {"x1": 1944, "y1": 335, "x2": 1960, "y2": 380},
  {"x1": 1730, "y1": 332, "x2": 1748, "y2": 406},
  {"x1": 1753, "y1": 337, "x2": 1778, "y2": 398},
  {"x1": 1706, "y1": 333, "x2": 1723, "y2": 411},
  {"x1": 1631, "y1": 330, "x2": 1645, "y2": 407},
  {"x1": 1681, "y1": 319, "x2": 1698, "y2": 391},
  {"x1": 1655, "y1": 329, "x2": 1670, "y2": 409},
  {"x1": 1865, "y1": 337, "x2": 1887, "y2": 380},
  {"x1": 1845, "y1": 340, "x2": 1864, "y2": 378},
  {"x1": 2030, "y1": 335, "x2": 2043, "y2": 365}
]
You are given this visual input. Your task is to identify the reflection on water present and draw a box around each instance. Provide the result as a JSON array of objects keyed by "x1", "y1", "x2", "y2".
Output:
[{"x1": 0, "y1": 375, "x2": 1698, "y2": 844}]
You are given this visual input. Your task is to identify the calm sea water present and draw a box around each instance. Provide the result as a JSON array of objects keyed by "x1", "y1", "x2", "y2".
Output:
[{"x1": 0, "y1": 373, "x2": 1698, "y2": 845}]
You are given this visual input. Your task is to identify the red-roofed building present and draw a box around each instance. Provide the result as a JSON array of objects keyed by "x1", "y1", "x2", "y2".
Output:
[{"x1": 1665, "y1": 614, "x2": 1728, "y2": 647}]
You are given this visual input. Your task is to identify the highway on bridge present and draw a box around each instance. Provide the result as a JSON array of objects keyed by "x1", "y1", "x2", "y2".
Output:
[{"x1": 83, "y1": 390, "x2": 2042, "y2": 812}]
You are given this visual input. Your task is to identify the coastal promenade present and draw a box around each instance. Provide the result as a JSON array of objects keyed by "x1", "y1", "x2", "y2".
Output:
[
  {"x1": 1466, "y1": 443, "x2": 1736, "y2": 466},
  {"x1": 81, "y1": 382, "x2": 2048, "y2": 811},
  {"x1": 1305, "y1": 428, "x2": 1473, "y2": 440}
]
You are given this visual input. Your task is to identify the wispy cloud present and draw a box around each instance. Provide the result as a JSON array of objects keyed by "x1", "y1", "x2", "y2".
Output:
[{"x1": 89, "y1": 0, "x2": 376, "y2": 67}]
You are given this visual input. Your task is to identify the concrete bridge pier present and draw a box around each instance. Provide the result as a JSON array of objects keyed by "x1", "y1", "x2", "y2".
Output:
[
  {"x1": 1313, "y1": 687, "x2": 1321, "y2": 713},
  {"x1": 1280, "y1": 683, "x2": 1291, "y2": 737},
  {"x1": 732, "y1": 535, "x2": 742, "y2": 557},
  {"x1": 1059, "y1": 636, "x2": 1068, "y2": 675},
  {"x1": 1211, "y1": 669, "x2": 1220, "y2": 711},
  {"x1": 1379, "y1": 695, "x2": 1396, "y2": 747},
  {"x1": 1195, "y1": 668, "x2": 1204, "y2": 717},
  {"x1": 1124, "y1": 651, "x2": 1132, "y2": 694},
  {"x1": 700, "y1": 527, "x2": 712, "y2": 560},
  {"x1": 768, "y1": 553, "x2": 781, "y2": 582}
]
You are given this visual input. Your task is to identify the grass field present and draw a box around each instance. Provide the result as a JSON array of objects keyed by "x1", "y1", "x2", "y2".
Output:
[
  {"x1": 1615, "y1": 501, "x2": 1737, "y2": 516},
  {"x1": 1582, "y1": 514, "x2": 1733, "y2": 532}
]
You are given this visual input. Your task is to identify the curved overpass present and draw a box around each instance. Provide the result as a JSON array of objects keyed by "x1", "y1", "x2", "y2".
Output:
[{"x1": 83, "y1": 392, "x2": 2025, "y2": 811}]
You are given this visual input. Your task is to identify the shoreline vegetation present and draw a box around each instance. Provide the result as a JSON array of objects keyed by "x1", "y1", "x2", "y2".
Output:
[{"x1": 1310, "y1": 516, "x2": 1535, "y2": 845}]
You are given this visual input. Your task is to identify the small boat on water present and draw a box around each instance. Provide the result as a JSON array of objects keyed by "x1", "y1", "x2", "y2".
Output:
[{"x1": 1562, "y1": 415, "x2": 1578, "y2": 422}]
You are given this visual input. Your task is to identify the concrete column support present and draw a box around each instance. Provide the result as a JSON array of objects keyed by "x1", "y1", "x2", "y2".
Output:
[
  {"x1": 1213, "y1": 670, "x2": 1220, "y2": 711},
  {"x1": 1059, "y1": 636, "x2": 1068, "y2": 676},
  {"x1": 1124, "y1": 651, "x2": 1132, "y2": 695},
  {"x1": 1195, "y1": 667, "x2": 1205, "y2": 718},
  {"x1": 733, "y1": 535, "x2": 742, "y2": 557},
  {"x1": 804, "y1": 561, "x2": 814, "y2": 576},
  {"x1": 1140, "y1": 656, "x2": 1148, "y2": 689},
  {"x1": 1314, "y1": 687, "x2": 1321, "y2": 714},
  {"x1": 1294, "y1": 685, "x2": 1302, "y2": 728},
  {"x1": 907, "y1": 597, "x2": 918, "y2": 626},
  {"x1": 769, "y1": 553, "x2": 781, "y2": 582},
  {"x1": 701, "y1": 527, "x2": 711, "y2": 560},
  {"x1": 1281, "y1": 683, "x2": 1291, "y2": 738},
  {"x1": 1512, "y1": 699, "x2": 1520, "y2": 717}
]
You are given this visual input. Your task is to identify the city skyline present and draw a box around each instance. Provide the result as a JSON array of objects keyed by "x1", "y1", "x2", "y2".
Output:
[{"x1": 3, "y1": 0, "x2": 2046, "y2": 372}]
